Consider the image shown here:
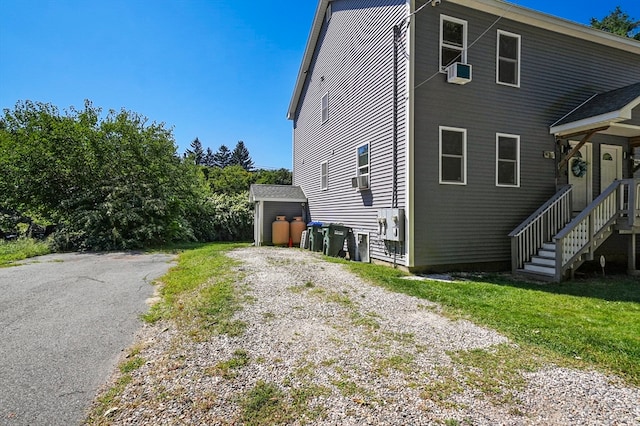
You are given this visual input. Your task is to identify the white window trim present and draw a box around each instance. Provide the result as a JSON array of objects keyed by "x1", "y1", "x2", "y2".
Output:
[
  {"x1": 496, "y1": 30, "x2": 521, "y2": 88},
  {"x1": 356, "y1": 142, "x2": 370, "y2": 190},
  {"x1": 440, "y1": 15, "x2": 468, "y2": 72},
  {"x1": 321, "y1": 161, "x2": 328, "y2": 190},
  {"x1": 321, "y1": 92, "x2": 329, "y2": 124},
  {"x1": 495, "y1": 133, "x2": 520, "y2": 187},
  {"x1": 439, "y1": 126, "x2": 467, "y2": 185}
]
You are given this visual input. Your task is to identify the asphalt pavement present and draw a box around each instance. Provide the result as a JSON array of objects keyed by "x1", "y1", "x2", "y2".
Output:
[{"x1": 0, "y1": 252, "x2": 175, "y2": 425}]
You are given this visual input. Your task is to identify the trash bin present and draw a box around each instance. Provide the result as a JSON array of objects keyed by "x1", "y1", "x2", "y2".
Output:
[
  {"x1": 307, "y1": 222, "x2": 324, "y2": 252},
  {"x1": 322, "y1": 223, "x2": 351, "y2": 257}
]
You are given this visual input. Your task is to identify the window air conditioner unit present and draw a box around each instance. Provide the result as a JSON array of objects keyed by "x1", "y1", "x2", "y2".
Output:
[
  {"x1": 357, "y1": 175, "x2": 369, "y2": 190},
  {"x1": 446, "y1": 62, "x2": 472, "y2": 85},
  {"x1": 351, "y1": 176, "x2": 358, "y2": 188}
]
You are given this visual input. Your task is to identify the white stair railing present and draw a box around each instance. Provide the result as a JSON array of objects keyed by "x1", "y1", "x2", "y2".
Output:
[{"x1": 509, "y1": 186, "x2": 572, "y2": 273}]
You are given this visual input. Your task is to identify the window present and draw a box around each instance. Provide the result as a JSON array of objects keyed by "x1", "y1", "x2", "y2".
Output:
[
  {"x1": 496, "y1": 133, "x2": 520, "y2": 187},
  {"x1": 321, "y1": 92, "x2": 328, "y2": 123},
  {"x1": 439, "y1": 127, "x2": 466, "y2": 185},
  {"x1": 497, "y1": 30, "x2": 520, "y2": 86},
  {"x1": 357, "y1": 143, "x2": 370, "y2": 189},
  {"x1": 440, "y1": 15, "x2": 467, "y2": 71},
  {"x1": 321, "y1": 161, "x2": 328, "y2": 190}
]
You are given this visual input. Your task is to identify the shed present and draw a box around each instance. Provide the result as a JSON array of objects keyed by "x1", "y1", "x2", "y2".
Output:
[{"x1": 249, "y1": 184, "x2": 308, "y2": 246}]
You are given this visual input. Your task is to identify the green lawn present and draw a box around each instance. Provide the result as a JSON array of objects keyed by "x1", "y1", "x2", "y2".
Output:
[
  {"x1": 341, "y1": 261, "x2": 640, "y2": 386},
  {"x1": 0, "y1": 238, "x2": 51, "y2": 266}
]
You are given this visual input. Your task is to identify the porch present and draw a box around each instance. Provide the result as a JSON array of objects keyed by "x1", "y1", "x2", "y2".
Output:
[{"x1": 510, "y1": 82, "x2": 640, "y2": 281}]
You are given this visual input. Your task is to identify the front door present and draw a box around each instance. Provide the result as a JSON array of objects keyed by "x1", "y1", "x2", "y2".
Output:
[
  {"x1": 600, "y1": 144, "x2": 623, "y2": 192},
  {"x1": 568, "y1": 141, "x2": 592, "y2": 213}
]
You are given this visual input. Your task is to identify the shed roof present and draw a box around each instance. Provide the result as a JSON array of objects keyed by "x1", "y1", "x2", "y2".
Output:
[
  {"x1": 249, "y1": 184, "x2": 307, "y2": 203},
  {"x1": 550, "y1": 82, "x2": 640, "y2": 137}
]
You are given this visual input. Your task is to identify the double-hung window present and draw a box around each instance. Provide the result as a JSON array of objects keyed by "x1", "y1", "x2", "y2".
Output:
[
  {"x1": 356, "y1": 143, "x2": 370, "y2": 189},
  {"x1": 496, "y1": 133, "x2": 520, "y2": 187},
  {"x1": 497, "y1": 30, "x2": 521, "y2": 87},
  {"x1": 439, "y1": 127, "x2": 466, "y2": 185},
  {"x1": 321, "y1": 161, "x2": 328, "y2": 190},
  {"x1": 440, "y1": 15, "x2": 467, "y2": 71},
  {"x1": 321, "y1": 92, "x2": 329, "y2": 123}
]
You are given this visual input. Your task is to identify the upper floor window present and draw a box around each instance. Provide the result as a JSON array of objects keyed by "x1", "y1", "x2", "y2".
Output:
[
  {"x1": 440, "y1": 15, "x2": 467, "y2": 71},
  {"x1": 439, "y1": 126, "x2": 466, "y2": 185},
  {"x1": 496, "y1": 133, "x2": 520, "y2": 187},
  {"x1": 497, "y1": 30, "x2": 521, "y2": 87},
  {"x1": 356, "y1": 143, "x2": 370, "y2": 189},
  {"x1": 321, "y1": 92, "x2": 329, "y2": 123},
  {"x1": 321, "y1": 161, "x2": 328, "y2": 190}
]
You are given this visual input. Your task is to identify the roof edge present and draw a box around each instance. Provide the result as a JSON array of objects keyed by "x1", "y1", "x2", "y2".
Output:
[
  {"x1": 287, "y1": 0, "x2": 330, "y2": 120},
  {"x1": 287, "y1": 0, "x2": 640, "y2": 122}
]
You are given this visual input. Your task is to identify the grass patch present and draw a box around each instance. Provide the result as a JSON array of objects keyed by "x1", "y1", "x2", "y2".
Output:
[
  {"x1": 119, "y1": 356, "x2": 146, "y2": 374},
  {"x1": 142, "y1": 242, "x2": 248, "y2": 338},
  {"x1": 0, "y1": 238, "x2": 51, "y2": 266},
  {"x1": 86, "y1": 374, "x2": 132, "y2": 424},
  {"x1": 209, "y1": 349, "x2": 250, "y2": 379},
  {"x1": 239, "y1": 380, "x2": 288, "y2": 425},
  {"x1": 339, "y1": 260, "x2": 640, "y2": 386}
]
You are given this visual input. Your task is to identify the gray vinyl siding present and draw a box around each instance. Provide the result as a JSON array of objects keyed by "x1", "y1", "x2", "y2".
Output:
[
  {"x1": 292, "y1": 0, "x2": 409, "y2": 264},
  {"x1": 411, "y1": 2, "x2": 640, "y2": 269}
]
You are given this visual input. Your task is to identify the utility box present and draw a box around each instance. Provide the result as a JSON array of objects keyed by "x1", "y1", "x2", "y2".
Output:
[{"x1": 377, "y1": 208, "x2": 404, "y2": 242}]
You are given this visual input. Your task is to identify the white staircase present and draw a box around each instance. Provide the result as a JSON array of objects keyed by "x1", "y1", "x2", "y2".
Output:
[{"x1": 522, "y1": 243, "x2": 555, "y2": 277}]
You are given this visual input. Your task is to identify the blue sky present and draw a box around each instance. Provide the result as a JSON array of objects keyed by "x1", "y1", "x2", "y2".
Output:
[{"x1": 1, "y1": 1, "x2": 638, "y2": 170}]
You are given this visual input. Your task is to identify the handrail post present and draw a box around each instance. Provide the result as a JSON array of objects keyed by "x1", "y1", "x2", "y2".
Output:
[
  {"x1": 555, "y1": 237, "x2": 563, "y2": 282},
  {"x1": 629, "y1": 179, "x2": 637, "y2": 227}
]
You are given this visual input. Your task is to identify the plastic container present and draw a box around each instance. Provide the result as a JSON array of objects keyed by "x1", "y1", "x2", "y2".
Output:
[
  {"x1": 322, "y1": 223, "x2": 351, "y2": 257},
  {"x1": 290, "y1": 216, "x2": 306, "y2": 245},
  {"x1": 272, "y1": 216, "x2": 289, "y2": 246},
  {"x1": 307, "y1": 223, "x2": 324, "y2": 252}
]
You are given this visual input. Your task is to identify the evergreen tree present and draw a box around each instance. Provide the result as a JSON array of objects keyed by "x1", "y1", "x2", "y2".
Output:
[
  {"x1": 212, "y1": 144, "x2": 232, "y2": 168},
  {"x1": 591, "y1": 6, "x2": 640, "y2": 40},
  {"x1": 230, "y1": 140, "x2": 254, "y2": 171},
  {"x1": 185, "y1": 137, "x2": 205, "y2": 165},
  {"x1": 204, "y1": 147, "x2": 215, "y2": 167}
]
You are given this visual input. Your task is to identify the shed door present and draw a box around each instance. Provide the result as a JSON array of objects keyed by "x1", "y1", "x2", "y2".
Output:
[
  {"x1": 600, "y1": 145, "x2": 622, "y2": 192},
  {"x1": 568, "y1": 141, "x2": 592, "y2": 213}
]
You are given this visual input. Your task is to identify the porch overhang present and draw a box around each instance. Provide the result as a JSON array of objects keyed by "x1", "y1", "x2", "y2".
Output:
[{"x1": 550, "y1": 82, "x2": 640, "y2": 138}]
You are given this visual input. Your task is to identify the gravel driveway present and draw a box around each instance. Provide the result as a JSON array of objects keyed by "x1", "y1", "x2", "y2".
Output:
[
  {"x1": 0, "y1": 252, "x2": 175, "y2": 426},
  {"x1": 96, "y1": 247, "x2": 639, "y2": 425}
]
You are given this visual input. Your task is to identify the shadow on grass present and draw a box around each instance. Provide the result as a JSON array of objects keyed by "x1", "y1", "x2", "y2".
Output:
[{"x1": 469, "y1": 269, "x2": 640, "y2": 304}]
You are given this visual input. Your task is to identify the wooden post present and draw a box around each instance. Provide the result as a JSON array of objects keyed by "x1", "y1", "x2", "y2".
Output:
[{"x1": 629, "y1": 233, "x2": 637, "y2": 276}]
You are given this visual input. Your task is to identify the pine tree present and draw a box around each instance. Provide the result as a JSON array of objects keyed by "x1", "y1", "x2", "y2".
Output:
[
  {"x1": 591, "y1": 6, "x2": 640, "y2": 40},
  {"x1": 230, "y1": 140, "x2": 254, "y2": 171},
  {"x1": 185, "y1": 137, "x2": 205, "y2": 165},
  {"x1": 212, "y1": 144, "x2": 232, "y2": 168},
  {"x1": 204, "y1": 147, "x2": 215, "y2": 167}
]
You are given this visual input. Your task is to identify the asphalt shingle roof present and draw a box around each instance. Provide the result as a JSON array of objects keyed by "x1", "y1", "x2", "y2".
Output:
[
  {"x1": 553, "y1": 82, "x2": 640, "y2": 127},
  {"x1": 249, "y1": 184, "x2": 307, "y2": 202}
]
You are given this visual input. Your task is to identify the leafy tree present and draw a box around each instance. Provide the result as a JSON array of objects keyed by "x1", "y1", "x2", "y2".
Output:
[
  {"x1": 230, "y1": 140, "x2": 254, "y2": 171},
  {"x1": 207, "y1": 165, "x2": 254, "y2": 194},
  {"x1": 212, "y1": 144, "x2": 232, "y2": 168},
  {"x1": 253, "y1": 168, "x2": 292, "y2": 185},
  {"x1": 185, "y1": 137, "x2": 205, "y2": 165},
  {"x1": 591, "y1": 6, "x2": 640, "y2": 40},
  {"x1": 0, "y1": 100, "x2": 210, "y2": 250}
]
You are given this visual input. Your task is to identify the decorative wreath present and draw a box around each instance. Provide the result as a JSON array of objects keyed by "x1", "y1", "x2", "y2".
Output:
[{"x1": 571, "y1": 158, "x2": 588, "y2": 178}]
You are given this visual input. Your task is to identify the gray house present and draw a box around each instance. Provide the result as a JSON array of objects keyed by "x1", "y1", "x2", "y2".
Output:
[{"x1": 288, "y1": 0, "x2": 640, "y2": 280}]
